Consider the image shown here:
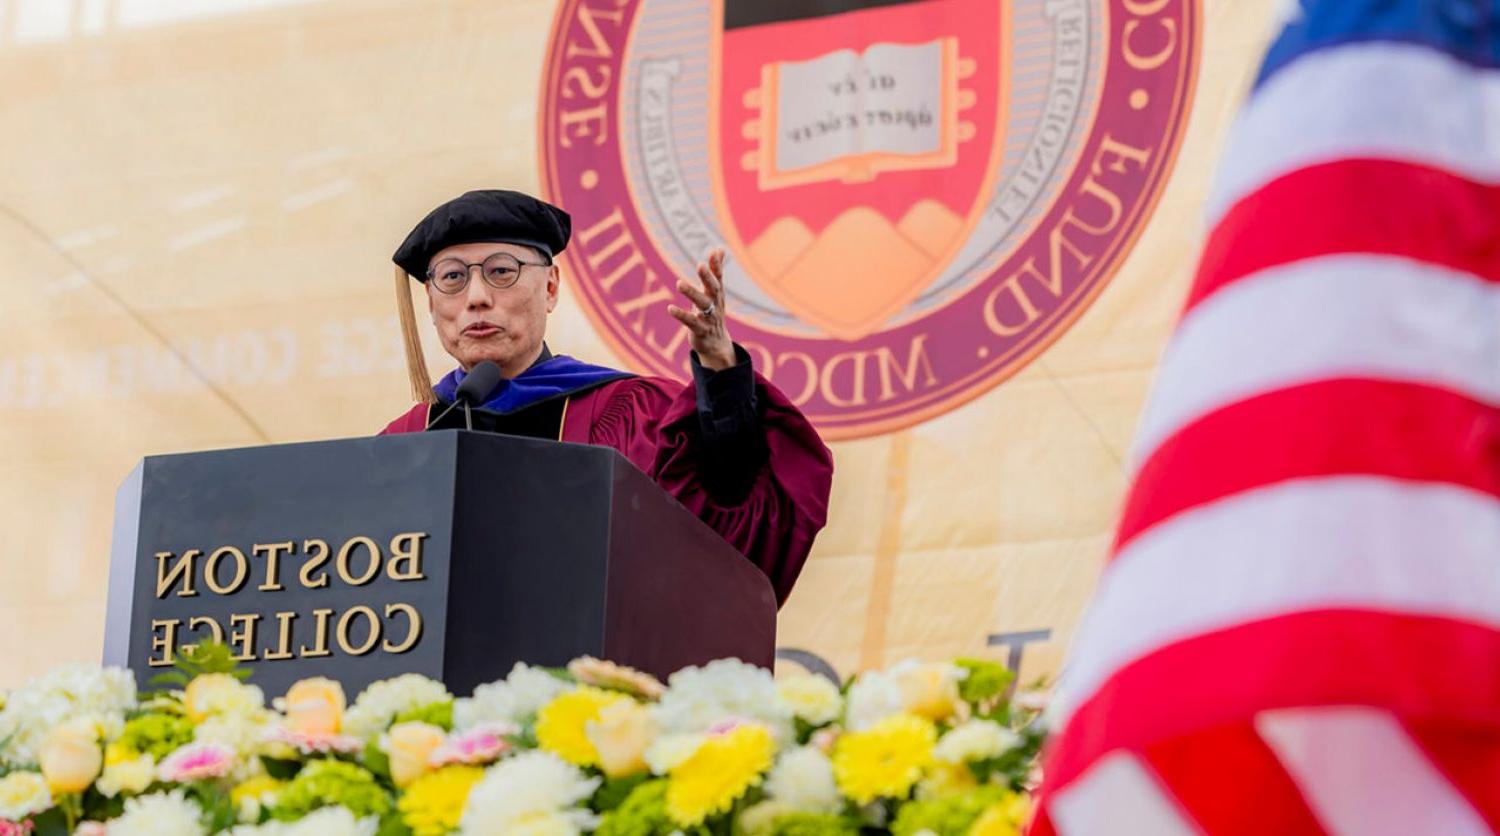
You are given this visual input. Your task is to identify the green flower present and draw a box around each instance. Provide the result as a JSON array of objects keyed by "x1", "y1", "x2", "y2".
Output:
[
  {"x1": 741, "y1": 807, "x2": 859, "y2": 836},
  {"x1": 393, "y1": 700, "x2": 454, "y2": 732},
  {"x1": 118, "y1": 713, "x2": 195, "y2": 760},
  {"x1": 273, "y1": 759, "x2": 392, "y2": 820},
  {"x1": 596, "y1": 779, "x2": 675, "y2": 836},
  {"x1": 955, "y1": 660, "x2": 1013, "y2": 707},
  {"x1": 892, "y1": 786, "x2": 1012, "y2": 836}
]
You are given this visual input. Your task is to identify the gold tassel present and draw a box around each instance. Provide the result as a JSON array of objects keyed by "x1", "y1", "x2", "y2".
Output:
[{"x1": 394, "y1": 266, "x2": 437, "y2": 404}]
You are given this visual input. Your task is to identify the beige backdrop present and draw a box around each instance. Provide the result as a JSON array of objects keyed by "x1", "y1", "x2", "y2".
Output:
[{"x1": 0, "y1": 0, "x2": 1280, "y2": 688}]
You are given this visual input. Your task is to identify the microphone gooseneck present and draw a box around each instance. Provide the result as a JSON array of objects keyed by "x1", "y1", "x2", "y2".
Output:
[{"x1": 423, "y1": 360, "x2": 505, "y2": 430}]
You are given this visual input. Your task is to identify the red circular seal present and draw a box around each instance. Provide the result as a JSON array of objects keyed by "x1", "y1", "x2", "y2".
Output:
[{"x1": 540, "y1": 0, "x2": 1199, "y2": 439}]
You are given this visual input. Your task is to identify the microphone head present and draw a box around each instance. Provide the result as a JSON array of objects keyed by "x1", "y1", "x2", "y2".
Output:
[{"x1": 455, "y1": 361, "x2": 502, "y2": 405}]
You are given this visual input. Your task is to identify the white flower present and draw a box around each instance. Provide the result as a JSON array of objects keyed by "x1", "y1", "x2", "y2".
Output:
[
  {"x1": 195, "y1": 711, "x2": 273, "y2": 779},
  {"x1": 738, "y1": 800, "x2": 796, "y2": 836},
  {"x1": 227, "y1": 805, "x2": 377, "y2": 836},
  {"x1": 107, "y1": 789, "x2": 206, "y2": 836},
  {"x1": 454, "y1": 663, "x2": 568, "y2": 732},
  {"x1": 0, "y1": 771, "x2": 51, "y2": 820},
  {"x1": 775, "y1": 675, "x2": 843, "y2": 726},
  {"x1": 656, "y1": 659, "x2": 792, "y2": 741},
  {"x1": 934, "y1": 719, "x2": 1020, "y2": 764},
  {"x1": 764, "y1": 746, "x2": 840, "y2": 813},
  {"x1": 459, "y1": 750, "x2": 600, "y2": 835},
  {"x1": 843, "y1": 669, "x2": 904, "y2": 731},
  {"x1": 341, "y1": 674, "x2": 451, "y2": 739},
  {"x1": 0, "y1": 664, "x2": 134, "y2": 766}
]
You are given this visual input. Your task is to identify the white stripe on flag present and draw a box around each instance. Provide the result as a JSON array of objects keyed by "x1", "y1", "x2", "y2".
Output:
[
  {"x1": 1209, "y1": 42, "x2": 1500, "y2": 225},
  {"x1": 1049, "y1": 751, "x2": 1202, "y2": 836},
  {"x1": 1132, "y1": 255, "x2": 1500, "y2": 467},
  {"x1": 1256, "y1": 706, "x2": 1490, "y2": 836},
  {"x1": 1051, "y1": 478, "x2": 1500, "y2": 727}
]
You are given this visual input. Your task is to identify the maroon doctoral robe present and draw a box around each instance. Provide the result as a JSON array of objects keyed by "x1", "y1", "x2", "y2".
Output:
[{"x1": 380, "y1": 373, "x2": 833, "y2": 605}]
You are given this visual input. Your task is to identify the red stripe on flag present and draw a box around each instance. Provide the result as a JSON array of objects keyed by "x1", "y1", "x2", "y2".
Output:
[
  {"x1": 1114, "y1": 379, "x2": 1500, "y2": 555},
  {"x1": 1040, "y1": 610, "x2": 1500, "y2": 797},
  {"x1": 1186, "y1": 160, "x2": 1500, "y2": 314},
  {"x1": 1141, "y1": 722, "x2": 1326, "y2": 835},
  {"x1": 1406, "y1": 721, "x2": 1500, "y2": 829}
]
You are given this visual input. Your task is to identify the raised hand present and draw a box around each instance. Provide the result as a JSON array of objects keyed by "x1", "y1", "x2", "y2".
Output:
[{"x1": 667, "y1": 247, "x2": 736, "y2": 371}]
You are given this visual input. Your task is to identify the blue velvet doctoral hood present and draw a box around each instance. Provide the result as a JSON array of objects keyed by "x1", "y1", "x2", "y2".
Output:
[{"x1": 432, "y1": 352, "x2": 633, "y2": 415}]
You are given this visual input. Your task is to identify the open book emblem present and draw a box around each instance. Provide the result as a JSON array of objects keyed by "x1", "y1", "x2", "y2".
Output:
[{"x1": 711, "y1": 0, "x2": 1007, "y2": 340}]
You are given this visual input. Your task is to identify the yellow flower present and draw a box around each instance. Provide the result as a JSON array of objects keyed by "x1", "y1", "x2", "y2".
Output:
[
  {"x1": 534, "y1": 687, "x2": 628, "y2": 767},
  {"x1": 967, "y1": 793, "x2": 1032, "y2": 836},
  {"x1": 915, "y1": 761, "x2": 978, "y2": 800},
  {"x1": 897, "y1": 664, "x2": 962, "y2": 723},
  {"x1": 832, "y1": 715, "x2": 935, "y2": 804},
  {"x1": 666, "y1": 724, "x2": 776, "y2": 826},
  {"x1": 386, "y1": 722, "x2": 447, "y2": 788},
  {"x1": 230, "y1": 775, "x2": 285, "y2": 822},
  {"x1": 398, "y1": 765, "x2": 484, "y2": 836},
  {"x1": 585, "y1": 699, "x2": 657, "y2": 778},
  {"x1": 282, "y1": 677, "x2": 346, "y2": 736},
  {"x1": 96, "y1": 743, "x2": 154, "y2": 798},
  {"x1": 39, "y1": 717, "x2": 103, "y2": 795}
]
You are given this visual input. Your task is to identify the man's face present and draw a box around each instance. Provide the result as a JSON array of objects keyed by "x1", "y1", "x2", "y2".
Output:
[{"x1": 426, "y1": 241, "x2": 559, "y2": 375}]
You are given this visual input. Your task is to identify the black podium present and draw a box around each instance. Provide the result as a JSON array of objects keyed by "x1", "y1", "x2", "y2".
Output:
[{"x1": 103, "y1": 431, "x2": 776, "y2": 696}]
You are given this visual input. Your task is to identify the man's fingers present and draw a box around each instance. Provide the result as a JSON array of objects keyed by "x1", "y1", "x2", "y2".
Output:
[
  {"x1": 667, "y1": 305, "x2": 708, "y2": 332},
  {"x1": 677, "y1": 279, "x2": 713, "y2": 311},
  {"x1": 695, "y1": 262, "x2": 722, "y2": 303}
]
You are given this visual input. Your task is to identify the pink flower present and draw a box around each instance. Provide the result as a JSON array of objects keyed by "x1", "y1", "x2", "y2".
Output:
[
  {"x1": 0, "y1": 819, "x2": 35, "y2": 836},
  {"x1": 265, "y1": 725, "x2": 363, "y2": 755},
  {"x1": 71, "y1": 823, "x2": 102, "y2": 836},
  {"x1": 429, "y1": 723, "x2": 514, "y2": 768},
  {"x1": 157, "y1": 742, "x2": 236, "y2": 782}
]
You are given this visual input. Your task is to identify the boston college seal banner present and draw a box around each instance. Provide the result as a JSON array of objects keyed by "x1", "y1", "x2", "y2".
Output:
[{"x1": 540, "y1": 0, "x2": 1199, "y2": 438}]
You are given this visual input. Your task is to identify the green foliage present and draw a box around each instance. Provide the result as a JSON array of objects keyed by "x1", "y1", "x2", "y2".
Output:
[
  {"x1": 118, "y1": 712, "x2": 195, "y2": 760},
  {"x1": 595, "y1": 779, "x2": 677, "y2": 836},
  {"x1": 970, "y1": 726, "x2": 1045, "y2": 792},
  {"x1": 592, "y1": 772, "x2": 652, "y2": 814},
  {"x1": 392, "y1": 700, "x2": 454, "y2": 732},
  {"x1": 792, "y1": 717, "x2": 821, "y2": 746},
  {"x1": 376, "y1": 810, "x2": 416, "y2": 836},
  {"x1": 362, "y1": 737, "x2": 392, "y2": 783},
  {"x1": 147, "y1": 641, "x2": 250, "y2": 693},
  {"x1": 28, "y1": 805, "x2": 69, "y2": 836},
  {"x1": 188, "y1": 779, "x2": 238, "y2": 833},
  {"x1": 261, "y1": 755, "x2": 304, "y2": 781},
  {"x1": 890, "y1": 786, "x2": 1011, "y2": 836},
  {"x1": 273, "y1": 759, "x2": 394, "y2": 821},
  {"x1": 80, "y1": 785, "x2": 126, "y2": 828}
]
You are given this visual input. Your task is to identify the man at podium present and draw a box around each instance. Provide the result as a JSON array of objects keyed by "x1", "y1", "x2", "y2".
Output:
[{"x1": 381, "y1": 190, "x2": 832, "y2": 604}]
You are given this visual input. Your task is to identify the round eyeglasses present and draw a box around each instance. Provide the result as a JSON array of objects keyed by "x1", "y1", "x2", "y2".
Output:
[{"x1": 426, "y1": 252, "x2": 549, "y2": 295}]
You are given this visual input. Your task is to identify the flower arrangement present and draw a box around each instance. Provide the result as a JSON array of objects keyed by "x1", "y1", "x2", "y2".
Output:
[{"x1": 0, "y1": 646, "x2": 1044, "y2": 835}]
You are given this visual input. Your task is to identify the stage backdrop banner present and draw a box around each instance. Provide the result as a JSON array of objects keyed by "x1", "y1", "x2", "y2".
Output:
[{"x1": 0, "y1": 0, "x2": 1281, "y2": 687}]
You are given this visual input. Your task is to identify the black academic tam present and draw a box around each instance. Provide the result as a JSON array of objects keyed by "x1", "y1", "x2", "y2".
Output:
[{"x1": 393, "y1": 189, "x2": 572, "y2": 281}]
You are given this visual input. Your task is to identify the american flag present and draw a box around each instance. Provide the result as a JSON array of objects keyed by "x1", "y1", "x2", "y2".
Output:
[{"x1": 1031, "y1": 2, "x2": 1500, "y2": 833}]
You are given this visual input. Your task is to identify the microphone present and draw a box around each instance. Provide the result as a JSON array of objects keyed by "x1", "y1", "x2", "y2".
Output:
[{"x1": 425, "y1": 360, "x2": 503, "y2": 430}]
